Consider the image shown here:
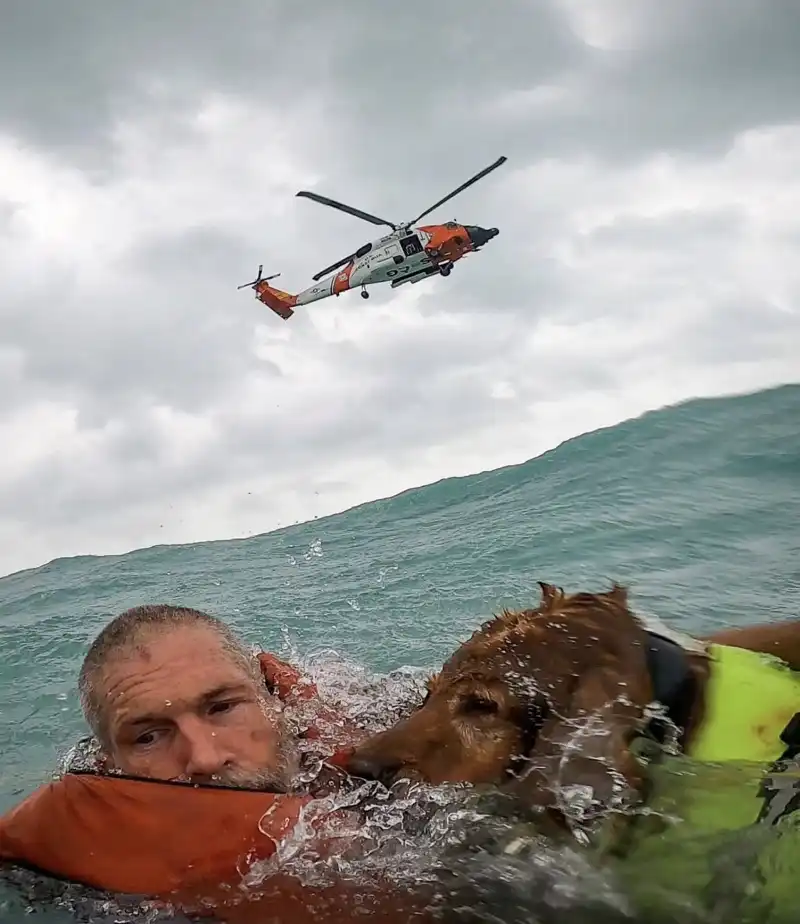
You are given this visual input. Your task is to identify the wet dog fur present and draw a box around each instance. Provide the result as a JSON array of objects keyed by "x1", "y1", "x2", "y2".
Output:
[{"x1": 344, "y1": 582, "x2": 800, "y2": 831}]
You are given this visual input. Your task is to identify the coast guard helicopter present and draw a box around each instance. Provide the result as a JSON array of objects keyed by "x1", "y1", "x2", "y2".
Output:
[{"x1": 238, "y1": 155, "x2": 507, "y2": 320}]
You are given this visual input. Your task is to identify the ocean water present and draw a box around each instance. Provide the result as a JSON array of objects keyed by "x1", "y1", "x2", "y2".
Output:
[{"x1": 1, "y1": 382, "x2": 799, "y2": 921}]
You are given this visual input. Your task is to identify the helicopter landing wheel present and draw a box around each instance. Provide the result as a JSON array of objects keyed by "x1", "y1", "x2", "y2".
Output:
[
  {"x1": 439, "y1": 264, "x2": 452, "y2": 277},
  {"x1": 360, "y1": 288, "x2": 370, "y2": 299}
]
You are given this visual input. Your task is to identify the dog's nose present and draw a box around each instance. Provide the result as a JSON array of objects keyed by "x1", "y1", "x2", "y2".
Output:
[{"x1": 345, "y1": 752, "x2": 399, "y2": 784}]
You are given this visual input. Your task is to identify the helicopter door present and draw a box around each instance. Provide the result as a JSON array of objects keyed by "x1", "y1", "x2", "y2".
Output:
[{"x1": 399, "y1": 233, "x2": 423, "y2": 258}]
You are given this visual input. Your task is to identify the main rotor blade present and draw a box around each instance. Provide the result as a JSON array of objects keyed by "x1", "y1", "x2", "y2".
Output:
[
  {"x1": 408, "y1": 155, "x2": 507, "y2": 225},
  {"x1": 312, "y1": 252, "x2": 356, "y2": 282},
  {"x1": 296, "y1": 190, "x2": 397, "y2": 229}
]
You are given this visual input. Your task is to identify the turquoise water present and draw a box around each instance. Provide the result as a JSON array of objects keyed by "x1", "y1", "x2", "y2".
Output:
[{"x1": 1, "y1": 382, "x2": 799, "y2": 920}]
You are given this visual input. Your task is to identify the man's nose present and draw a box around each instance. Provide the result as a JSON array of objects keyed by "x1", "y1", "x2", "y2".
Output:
[{"x1": 178, "y1": 719, "x2": 232, "y2": 779}]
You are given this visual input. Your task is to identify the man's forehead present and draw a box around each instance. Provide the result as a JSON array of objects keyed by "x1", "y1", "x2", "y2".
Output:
[
  {"x1": 120, "y1": 622, "x2": 242, "y2": 660},
  {"x1": 100, "y1": 625, "x2": 257, "y2": 701}
]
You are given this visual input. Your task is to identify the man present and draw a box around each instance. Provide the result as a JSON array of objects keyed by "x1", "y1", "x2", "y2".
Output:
[
  {"x1": 76, "y1": 603, "x2": 303, "y2": 789},
  {"x1": 0, "y1": 604, "x2": 434, "y2": 924}
]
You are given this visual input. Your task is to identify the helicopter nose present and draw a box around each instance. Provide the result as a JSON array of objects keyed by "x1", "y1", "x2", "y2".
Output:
[{"x1": 465, "y1": 225, "x2": 499, "y2": 248}]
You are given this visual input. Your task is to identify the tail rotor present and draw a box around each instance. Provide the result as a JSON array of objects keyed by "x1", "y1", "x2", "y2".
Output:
[{"x1": 237, "y1": 265, "x2": 281, "y2": 290}]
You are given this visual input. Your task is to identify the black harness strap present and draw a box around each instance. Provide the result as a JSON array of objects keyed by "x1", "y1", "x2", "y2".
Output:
[{"x1": 642, "y1": 631, "x2": 698, "y2": 746}]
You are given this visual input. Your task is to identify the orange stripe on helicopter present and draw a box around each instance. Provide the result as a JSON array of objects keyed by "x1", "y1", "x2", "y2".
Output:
[{"x1": 332, "y1": 264, "x2": 355, "y2": 295}]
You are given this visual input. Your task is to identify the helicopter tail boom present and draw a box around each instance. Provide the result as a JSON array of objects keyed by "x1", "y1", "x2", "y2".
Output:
[
  {"x1": 238, "y1": 265, "x2": 296, "y2": 319},
  {"x1": 254, "y1": 280, "x2": 297, "y2": 320}
]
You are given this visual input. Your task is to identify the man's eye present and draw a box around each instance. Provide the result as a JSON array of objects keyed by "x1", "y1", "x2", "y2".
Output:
[
  {"x1": 208, "y1": 699, "x2": 241, "y2": 715},
  {"x1": 134, "y1": 730, "x2": 159, "y2": 747}
]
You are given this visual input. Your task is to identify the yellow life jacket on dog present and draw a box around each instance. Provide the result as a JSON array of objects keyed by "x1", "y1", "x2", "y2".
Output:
[
  {"x1": 639, "y1": 612, "x2": 800, "y2": 764},
  {"x1": 688, "y1": 644, "x2": 800, "y2": 764}
]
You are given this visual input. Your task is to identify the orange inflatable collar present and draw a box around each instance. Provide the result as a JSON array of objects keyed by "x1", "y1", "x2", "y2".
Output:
[{"x1": 0, "y1": 652, "x2": 370, "y2": 917}]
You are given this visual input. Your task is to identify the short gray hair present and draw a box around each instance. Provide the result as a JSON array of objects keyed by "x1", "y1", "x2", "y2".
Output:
[{"x1": 78, "y1": 604, "x2": 257, "y2": 744}]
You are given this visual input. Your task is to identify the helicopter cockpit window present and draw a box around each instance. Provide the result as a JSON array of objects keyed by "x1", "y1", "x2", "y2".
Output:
[
  {"x1": 355, "y1": 243, "x2": 373, "y2": 258},
  {"x1": 399, "y1": 234, "x2": 423, "y2": 257}
]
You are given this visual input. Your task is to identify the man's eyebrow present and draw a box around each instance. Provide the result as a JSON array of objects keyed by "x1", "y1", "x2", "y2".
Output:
[
  {"x1": 118, "y1": 712, "x2": 165, "y2": 731},
  {"x1": 117, "y1": 684, "x2": 252, "y2": 730},
  {"x1": 200, "y1": 683, "x2": 251, "y2": 704}
]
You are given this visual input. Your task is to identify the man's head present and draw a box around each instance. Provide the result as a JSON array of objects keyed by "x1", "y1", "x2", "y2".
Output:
[{"x1": 78, "y1": 604, "x2": 297, "y2": 790}]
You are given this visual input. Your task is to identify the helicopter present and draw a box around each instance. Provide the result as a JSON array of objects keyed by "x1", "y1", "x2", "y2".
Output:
[{"x1": 238, "y1": 155, "x2": 507, "y2": 320}]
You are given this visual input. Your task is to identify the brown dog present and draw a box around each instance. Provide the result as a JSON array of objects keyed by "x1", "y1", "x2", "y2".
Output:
[{"x1": 344, "y1": 583, "x2": 800, "y2": 831}]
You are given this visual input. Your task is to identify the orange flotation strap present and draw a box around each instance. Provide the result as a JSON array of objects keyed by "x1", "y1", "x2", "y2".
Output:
[
  {"x1": 258, "y1": 652, "x2": 365, "y2": 749},
  {"x1": 0, "y1": 773, "x2": 432, "y2": 923},
  {"x1": 0, "y1": 651, "x2": 390, "y2": 921},
  {"x1": 258, "y1": 652, "x2": 318, "y2": 701},
  {"x1": 0, "y1": 771, "x2": 309, "y2": 896}
]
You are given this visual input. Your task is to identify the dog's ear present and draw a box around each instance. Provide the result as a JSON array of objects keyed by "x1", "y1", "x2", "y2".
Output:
[
  {"x1": 505, "y1": 594, "x2": 653, "y2": 817},
  {"x1": 420, "y1": 672, "x2": 440, "y2": 706},
  {"x1": 506, "y1": 669, "x2": 650, "y2": 830},
  {"x1": 606, "y1": 583, "x2": 629, "y2": 607},
  {"x1": 537, "y1": 581, "x2": 564, "y2": 607}
]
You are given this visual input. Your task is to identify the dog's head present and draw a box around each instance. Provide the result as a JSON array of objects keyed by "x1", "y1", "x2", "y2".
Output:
[{"x1": 345, "y1": 583, "x2": 658, "y2": 821}]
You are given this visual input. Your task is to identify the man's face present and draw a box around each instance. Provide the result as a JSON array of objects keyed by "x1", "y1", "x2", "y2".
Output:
[{"x1": 97, "y1": 624, "x2": 296, "y2": 789}]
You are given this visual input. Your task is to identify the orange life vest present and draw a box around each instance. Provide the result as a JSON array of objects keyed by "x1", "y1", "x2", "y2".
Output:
[{"x1": 0, "y1": 653, "x2": 425, "y2": 923}]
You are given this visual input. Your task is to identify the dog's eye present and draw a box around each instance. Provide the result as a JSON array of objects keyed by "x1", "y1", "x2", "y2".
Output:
[{"x1": 460, "y1": 693, "x2": 499, "y2": 715}]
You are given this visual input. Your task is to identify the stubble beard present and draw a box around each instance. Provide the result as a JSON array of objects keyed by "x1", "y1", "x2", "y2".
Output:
[{"x1": 207, "y1": 703, "x2": 301, "y2": 792}]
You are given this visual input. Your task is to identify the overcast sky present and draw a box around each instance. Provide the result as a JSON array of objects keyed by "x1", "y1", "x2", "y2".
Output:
[{"x1": 1, "y1": 0, "x2": 798, "y2": 577}]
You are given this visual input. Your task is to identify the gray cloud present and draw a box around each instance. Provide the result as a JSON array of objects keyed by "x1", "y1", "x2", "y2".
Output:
[{"x1": 4, "y1": 1, "x2": 798, "y2": 167}]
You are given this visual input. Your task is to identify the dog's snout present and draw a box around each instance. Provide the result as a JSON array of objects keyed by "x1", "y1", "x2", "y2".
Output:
[{"x1": 345, "y1": 751, "x2": 400, "y2": 784}]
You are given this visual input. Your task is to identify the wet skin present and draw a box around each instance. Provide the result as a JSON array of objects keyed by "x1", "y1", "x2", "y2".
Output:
[{"x1": 98, "y1": 625, "x2": 295, "y2": 788}]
